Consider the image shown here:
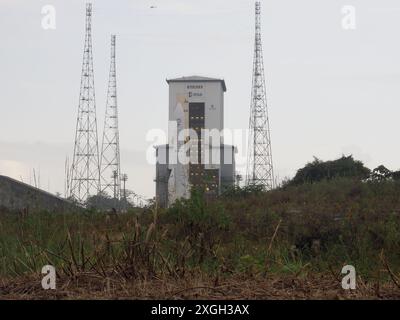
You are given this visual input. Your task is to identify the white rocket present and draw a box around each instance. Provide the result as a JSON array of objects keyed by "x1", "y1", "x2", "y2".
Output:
[{"x1": 168, "y1": 102, "x2": 189, "y2": 205}]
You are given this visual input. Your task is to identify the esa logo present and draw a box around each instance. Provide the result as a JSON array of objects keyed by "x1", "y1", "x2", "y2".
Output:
[{"x1": 188, "y1": 92, "x2": 203, "y2": 98}]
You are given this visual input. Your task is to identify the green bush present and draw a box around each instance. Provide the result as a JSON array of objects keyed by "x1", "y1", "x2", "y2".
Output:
[{"x1": 288, "y1": 156, "x2": 371, "y2": 186}]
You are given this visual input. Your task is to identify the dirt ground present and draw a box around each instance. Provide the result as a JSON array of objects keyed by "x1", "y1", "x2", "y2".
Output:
[{"x1": 1, "y1": 273, "x2": 400, "y2": 300}]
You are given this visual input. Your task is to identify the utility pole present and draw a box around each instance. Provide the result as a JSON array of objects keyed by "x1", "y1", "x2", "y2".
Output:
[
  {"x1": 121, "y1": 173, "x2": 128, "y2": 211},
  {"x1": 112, "y1": 170, "x2": 118, "y2": 210}
]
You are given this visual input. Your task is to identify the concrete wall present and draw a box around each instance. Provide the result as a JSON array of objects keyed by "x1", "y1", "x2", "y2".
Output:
[{"x1": 0, "y1": 175, "x2": 77, "y2": 213}]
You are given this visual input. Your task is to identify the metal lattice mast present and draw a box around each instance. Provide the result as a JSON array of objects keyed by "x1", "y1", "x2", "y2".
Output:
[
  {"x1": 100, "y1": 35, "x2": 121, "y2": 201},
  {"x1": 69, "y1": 3, "x2": 101, "y2": 203},
  {"x1": 246, "y1": 1, "x2": 274, "y2": 189}
]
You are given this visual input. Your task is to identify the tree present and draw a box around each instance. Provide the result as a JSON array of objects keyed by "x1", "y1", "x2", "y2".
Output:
[
  {"x1": 85, "y1": 192, "x2": 116, "y2": 211},
  {"x1": 369, "y1": 166, "x2": 400, "y2": 182},
  {"x1": 392, "y1": 170, "x2": 400, "y2": 181},
  {"x1": 289, "y1": 155, "x2": 371, "y2": 186},
  {"x1": 370, "y1": 165, "x2": 392, "y2": 181}
]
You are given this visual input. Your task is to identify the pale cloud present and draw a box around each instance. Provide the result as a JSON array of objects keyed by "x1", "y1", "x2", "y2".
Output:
[{"x1": 0, "y1": 160, "x2": 29, "y2": 181}]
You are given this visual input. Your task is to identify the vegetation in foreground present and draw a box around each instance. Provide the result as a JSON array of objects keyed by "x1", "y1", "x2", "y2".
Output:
[{"x1": 1, "y1": 156, "x2": 400, "y2": 299}]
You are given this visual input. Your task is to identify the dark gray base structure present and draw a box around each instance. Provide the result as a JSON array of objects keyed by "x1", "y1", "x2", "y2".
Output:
[
  {"x1": 0, "y1": 175, "x2": 77, "y2": 213},
  {"x1": 155, "y1": 144, "x2": 236, "y2": 208}
]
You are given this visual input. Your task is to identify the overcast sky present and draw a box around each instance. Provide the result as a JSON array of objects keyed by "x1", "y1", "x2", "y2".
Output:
[{"x1": 1, "y1": 0, "x2": 400, "y2": 199}]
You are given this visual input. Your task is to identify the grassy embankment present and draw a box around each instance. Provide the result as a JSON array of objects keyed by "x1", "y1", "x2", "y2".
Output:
[{"x1": 1, "y1": 178, "x2": 400, "y2": 299}]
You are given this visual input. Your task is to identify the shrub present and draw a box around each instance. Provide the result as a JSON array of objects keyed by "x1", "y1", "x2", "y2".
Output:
[{"x1": 289, "y1": 156, "x2": 371, "y2": 186}]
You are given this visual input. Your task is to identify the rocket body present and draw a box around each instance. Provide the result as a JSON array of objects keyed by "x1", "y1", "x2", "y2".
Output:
[{"x1": 168, "y1": 102, "x2": 190, "y2": 205}]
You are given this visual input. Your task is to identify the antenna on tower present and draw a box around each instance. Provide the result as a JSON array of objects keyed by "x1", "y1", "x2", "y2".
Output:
[
  {"x1": 100, "y1": 35, "x2": 121, "y2": 205},
  {"x1": 246, "y1": 1, "x2": 275, "y2": 189},
  {"x1": 69, "y1": 3, "x2": 101, "y2": 204}
]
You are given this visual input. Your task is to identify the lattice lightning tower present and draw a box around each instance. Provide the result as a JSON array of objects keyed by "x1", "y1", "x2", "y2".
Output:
[
  {"x1": 69, "y1": 3, "x2": 101, "y2": 203},
  {"x1": 100, "y1": 35, "x2": 121, "y2": 200},
  {"x1": 246, "y1": 1, "x2": 275, "y2": 189}
]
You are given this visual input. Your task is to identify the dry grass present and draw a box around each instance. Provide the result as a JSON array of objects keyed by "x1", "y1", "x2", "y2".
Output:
[{"x1": 2, "y1": 272, "x2": 400, "y2": 300}]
